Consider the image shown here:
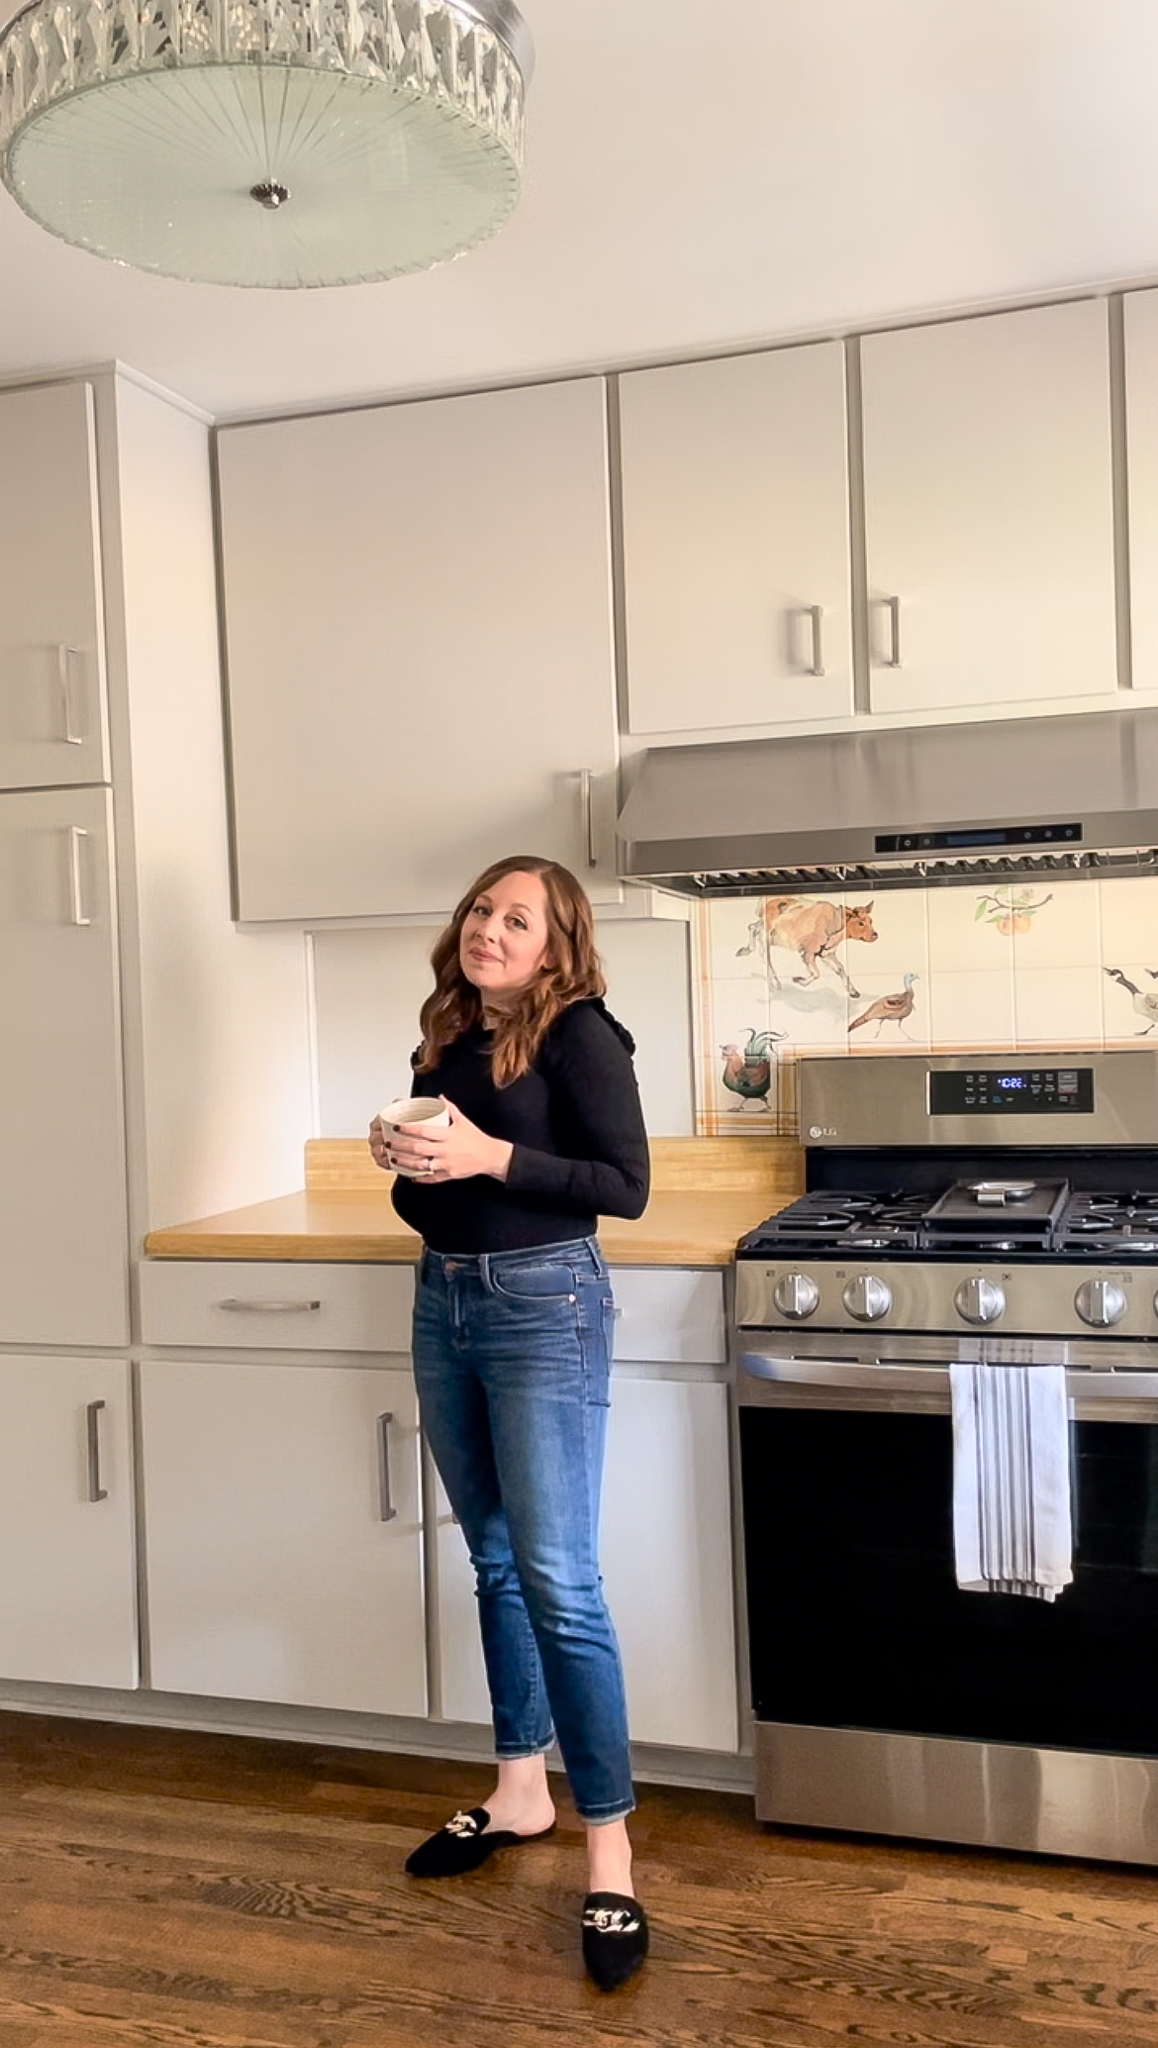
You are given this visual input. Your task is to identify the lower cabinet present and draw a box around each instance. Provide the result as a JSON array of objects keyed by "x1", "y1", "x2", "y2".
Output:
[
  {"x1": 0, "y1": 1355, "x2": 136, "y2": 1687},
  {"x1": 435, "y1": 1373, "x2": 738, "y2": 1753},
  {"x1": 139, "y1": 1357, "x2": 425, "y2": 1715},
  {"x1": 602, "y1": 1376, "x2": 737, "y2": 1752},
  {"x1": 135, "y1": 1259, "x2": 737, "y2": 1756}
]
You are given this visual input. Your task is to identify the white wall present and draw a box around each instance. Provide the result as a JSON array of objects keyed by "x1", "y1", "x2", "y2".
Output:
[
  {"x1": 113, "y1": 376, "x2": 313, "y2": 1230},
  {"x1": 311, "y1": 914, "x2": 694, "y2": 1139}
]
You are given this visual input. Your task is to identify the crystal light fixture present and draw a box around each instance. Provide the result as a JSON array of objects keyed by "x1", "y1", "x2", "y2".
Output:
[{"x1": 0, "y1": 0, "x2": 532, "y2": 287}]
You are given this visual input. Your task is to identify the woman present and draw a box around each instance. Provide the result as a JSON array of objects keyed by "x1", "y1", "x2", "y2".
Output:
[{"x1": 368, "y1": 854, "x2": 651, "y2": 1992}]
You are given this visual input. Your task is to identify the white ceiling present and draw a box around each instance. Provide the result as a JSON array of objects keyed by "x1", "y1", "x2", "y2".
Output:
[{"x1": 4, "y1": 0, "x2": 1158, "y2": 421}]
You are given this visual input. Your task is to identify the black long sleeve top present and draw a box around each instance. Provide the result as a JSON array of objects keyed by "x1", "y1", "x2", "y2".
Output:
[{"x1": 390, "y1": 996, "x2": 650, "y2": 1254}]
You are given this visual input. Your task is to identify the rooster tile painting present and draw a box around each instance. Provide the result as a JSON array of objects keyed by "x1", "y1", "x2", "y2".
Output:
[
  {"x1": 694, "y1": 874, "x2": 1158, "y2": 1136},
  {"x1": 720, "y1": 1028, "x2": 784, "y2": 1112}
]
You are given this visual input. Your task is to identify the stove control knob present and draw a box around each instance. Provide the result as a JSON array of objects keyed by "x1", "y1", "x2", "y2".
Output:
[
  {"x1": 1075, "y1": 1278, "x2": 1128, "y2": 1328},
  {"x1": 772, "y1": 1273, "x2": 820, "y2": 1321},
  {"x1": 842, "y1": 1274, "x2": 892, "y2": 1323},
  {"x1": 954, "y1": 1277, "x2": 1006, "y2": 1326}
]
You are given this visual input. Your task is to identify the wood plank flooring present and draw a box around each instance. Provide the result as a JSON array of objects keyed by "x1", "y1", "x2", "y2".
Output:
[{"x1": 0, "y1": 1712, "x2": 1154, "y2": 2047}]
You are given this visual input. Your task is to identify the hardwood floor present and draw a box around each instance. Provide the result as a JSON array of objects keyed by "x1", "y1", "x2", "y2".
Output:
[{"x1": 0, "y1": 1713, "x2": 1155, "y2": 2047}]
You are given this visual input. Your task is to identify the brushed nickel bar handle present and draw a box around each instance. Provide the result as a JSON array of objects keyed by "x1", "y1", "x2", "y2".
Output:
[
  {"x1": 807, "y1": 604, "x2": 825, "y2": 677},
  {"x1": 217, "y1": 1297, "x2": 322, "y2": 1313},
  {"x1": 56, "y1": 644, "x2": 84, "y2": 745},
  {"x1": 871, "y1": 594, "x2": 902, "y2": 668},
  {"x1": 86, "y1": 1400, "x2": 108, "y2": 1502},
  {"x1": 377, "y1": 1412, "x2": 398, "y2": 1522},
  {"x1": 579, "y1": 769, "x2": 598, "y2": 869},
  {"x1": 67, "y1": 826, "x2": 91, "y2": 927}
]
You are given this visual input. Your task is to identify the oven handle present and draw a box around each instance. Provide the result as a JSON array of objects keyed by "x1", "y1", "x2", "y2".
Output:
[
  {"x1": 739, "y1": 1350, "x2": 1158, "y2": 1420},
  {"x1": 741, "y1": 1352, "x2": 946, "y2": 1396}
]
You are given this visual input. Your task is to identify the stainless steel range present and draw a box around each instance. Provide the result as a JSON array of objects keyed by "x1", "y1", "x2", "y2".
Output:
[{"x1": 735, "y1": 1048, "x2": 1158, "y2": 1867}]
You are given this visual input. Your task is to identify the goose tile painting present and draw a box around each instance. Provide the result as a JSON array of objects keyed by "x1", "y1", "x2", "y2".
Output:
[{"x1": 693, "y1": 875, "x2": 1158, "y2": 1135}]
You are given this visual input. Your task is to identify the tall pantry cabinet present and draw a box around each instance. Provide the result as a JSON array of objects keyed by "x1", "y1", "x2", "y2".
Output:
[
  {"x1": 0, "y1": 371, "x2": 312, "y2": 1689},
  {"x1": 0, "y1": 379, "x2": 136, "y2": 1685}
]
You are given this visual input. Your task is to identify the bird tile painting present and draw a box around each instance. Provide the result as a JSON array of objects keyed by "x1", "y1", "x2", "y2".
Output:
[{"x1": 692, "y1": 877, "x2": 1158, "y2": 1135}]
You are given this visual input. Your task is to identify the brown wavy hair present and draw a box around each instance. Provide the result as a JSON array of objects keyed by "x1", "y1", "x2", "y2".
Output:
[{"x1": 416, "y1": 855, "x2": 605, "y2": 1086}]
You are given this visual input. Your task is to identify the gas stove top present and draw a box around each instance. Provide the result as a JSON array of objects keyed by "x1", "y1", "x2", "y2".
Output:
[
  {"x1": 739, "y1": 1181, "x2": 1158, "y2": 1261},
  {"x1": 735, "y1": 1049, "x2": 1158, "y2": 1343}
]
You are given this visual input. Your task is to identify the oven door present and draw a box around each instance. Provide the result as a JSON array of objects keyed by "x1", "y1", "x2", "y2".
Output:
[{"x1": 739, "y1": 1347, "x2": 1158, "y2": 1759}]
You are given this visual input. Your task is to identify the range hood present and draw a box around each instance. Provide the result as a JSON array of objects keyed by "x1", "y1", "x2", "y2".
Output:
[{"x1": 617, "y1": 707, "x2": 1158, "y2": 897}]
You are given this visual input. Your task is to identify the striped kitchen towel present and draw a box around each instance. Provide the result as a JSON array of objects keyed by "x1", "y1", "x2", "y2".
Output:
[{"x1": 949, "y1": 1362, "x2": 1073, "y2": 1600}]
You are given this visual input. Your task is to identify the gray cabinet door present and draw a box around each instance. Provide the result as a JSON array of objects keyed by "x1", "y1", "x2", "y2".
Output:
[
  {"x1": 861, "y1": 299, "x2": 1118, "y2": 716},
  {"x1": 217, "y1": 378, "x2": 620, "y2": 920},
  {"x1": 140, "y1": 1358, "x2": 426, "y2": 1715},
  {"x1": 0, "y1": 1356, "x2": 136, "y2": 1687},
  {"x1": 437, "y1": 1363, "x2": 738, "y2": 1751},
  {"x1": 1123, "y1": 288, "x2": 1158, "y2": 691},
  {"x1": 0, "y1": 785, "x2": 129, "y2": 1346},
  {"x1": 620, "y1": 341, "x2": 853, "y2": 734},
  {"x1": 0, "y1": 382, "x2": 110, "y2": 790}
]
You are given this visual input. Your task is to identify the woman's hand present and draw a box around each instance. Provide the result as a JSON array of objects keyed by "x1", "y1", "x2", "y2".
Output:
[{"x1": 374, "y1": 1101, "x2": 512, "y2": 1185}]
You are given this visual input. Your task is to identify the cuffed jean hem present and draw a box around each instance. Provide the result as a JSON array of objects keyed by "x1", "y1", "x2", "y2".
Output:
[
  {"x1": 494, "y1": 1740, "x2": 556, "y2": 1761},
  {"x1": 578, "y1": 1801, "x2": 637, "y2": 1825}
]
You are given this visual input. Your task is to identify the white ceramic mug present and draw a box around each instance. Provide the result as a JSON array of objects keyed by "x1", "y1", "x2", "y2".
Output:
[{"x1": 379, "y1": 1095, "x2": 450, "y2": 1176}]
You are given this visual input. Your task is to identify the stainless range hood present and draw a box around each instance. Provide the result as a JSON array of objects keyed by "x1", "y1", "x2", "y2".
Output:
[{"x1": 617, "y1": 707, "x2": 1158, "y2": 897}]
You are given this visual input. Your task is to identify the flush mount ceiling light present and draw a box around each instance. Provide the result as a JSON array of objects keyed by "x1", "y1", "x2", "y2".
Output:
[{"x1": 0, "y1": 0, "x2": 531, "y2": 287}]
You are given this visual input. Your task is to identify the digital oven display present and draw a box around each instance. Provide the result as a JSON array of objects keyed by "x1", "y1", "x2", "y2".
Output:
[{"x1": 928, "y1": 1067, "x2": 1095, "y2": 1115}]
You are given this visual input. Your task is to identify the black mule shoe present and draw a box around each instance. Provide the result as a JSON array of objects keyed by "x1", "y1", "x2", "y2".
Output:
[
  {"x1": 581, "y1": 1891, "x2": 649, "y2": 1991},
  {"x1": 405, "y1": 1806, "x2": 555, "y2": 1879}
]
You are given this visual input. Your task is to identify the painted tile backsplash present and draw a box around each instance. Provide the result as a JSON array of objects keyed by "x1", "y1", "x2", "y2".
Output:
[{"x1": 694, "y1": 876, "x2": 1158, "y2": 1134}]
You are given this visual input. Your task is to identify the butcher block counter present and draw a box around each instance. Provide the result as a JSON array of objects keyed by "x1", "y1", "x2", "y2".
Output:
[{"x1": 144, "y1": 1136, "x2": 805, "y2": 1268}]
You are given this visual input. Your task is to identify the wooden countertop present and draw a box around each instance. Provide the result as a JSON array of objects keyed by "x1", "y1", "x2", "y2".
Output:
[{"x1": 144, "y1": 1137, "x2": 805, "y2": 1268}]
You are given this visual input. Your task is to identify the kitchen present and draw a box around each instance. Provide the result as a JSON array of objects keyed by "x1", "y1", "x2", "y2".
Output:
[{"x1": 4, "y1": 0, "x2": 1158, "y2": 2035}]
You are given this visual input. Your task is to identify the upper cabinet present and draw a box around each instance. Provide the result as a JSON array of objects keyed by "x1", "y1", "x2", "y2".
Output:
[
  {"x1": 619, "y1": 342, "x2": 853, "y2": 734},
  {"x1": 216, "y1": 378, "x2": 621, "y2": 921},
  {"x1": 861, "y1": 300, "x2": 1118, "y2": 716},
  {"x1": 0, "y1": 382, "x2": 110, "y2": 790},
  {"x1": 213, "y1": 295, "x2": 1139, "y2": 926},
  {"x1": 1122, "y1": 289, "x2": 1158, "y2": 692}
]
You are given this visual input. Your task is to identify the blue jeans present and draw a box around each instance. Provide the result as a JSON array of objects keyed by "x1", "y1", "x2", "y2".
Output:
[{"x1": 412, "y1": 1236, "x2": 635, "y2": 1824}]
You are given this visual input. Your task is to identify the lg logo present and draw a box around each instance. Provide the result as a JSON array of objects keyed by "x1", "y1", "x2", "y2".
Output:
[{"x1": 808, "y1": 1125, "x2": 838, "y2": 1139}]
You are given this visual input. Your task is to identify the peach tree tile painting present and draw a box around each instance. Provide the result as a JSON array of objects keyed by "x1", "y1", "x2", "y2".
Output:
[{"x1": 974, "y1": 885, "x2": 1055, "y2": 935}]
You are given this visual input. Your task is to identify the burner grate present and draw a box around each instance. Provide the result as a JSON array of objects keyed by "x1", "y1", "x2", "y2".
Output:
[{"x1": 740, "y1": 1178, "x2": 1158, "y2": 1262}]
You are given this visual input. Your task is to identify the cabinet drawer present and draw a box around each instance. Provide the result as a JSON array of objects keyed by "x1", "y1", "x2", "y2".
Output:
[
  {"x1": 610, "y1": 1268, "x2": 726, "y2": 1365},
  {"x1": 139, "y1": 1261, "x2": 413, "y2": 1352}
]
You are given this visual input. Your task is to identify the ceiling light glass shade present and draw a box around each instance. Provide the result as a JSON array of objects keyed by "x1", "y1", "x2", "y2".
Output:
[{"x1": 0, "y1": 0, "x2": 530, "y2": 286}]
